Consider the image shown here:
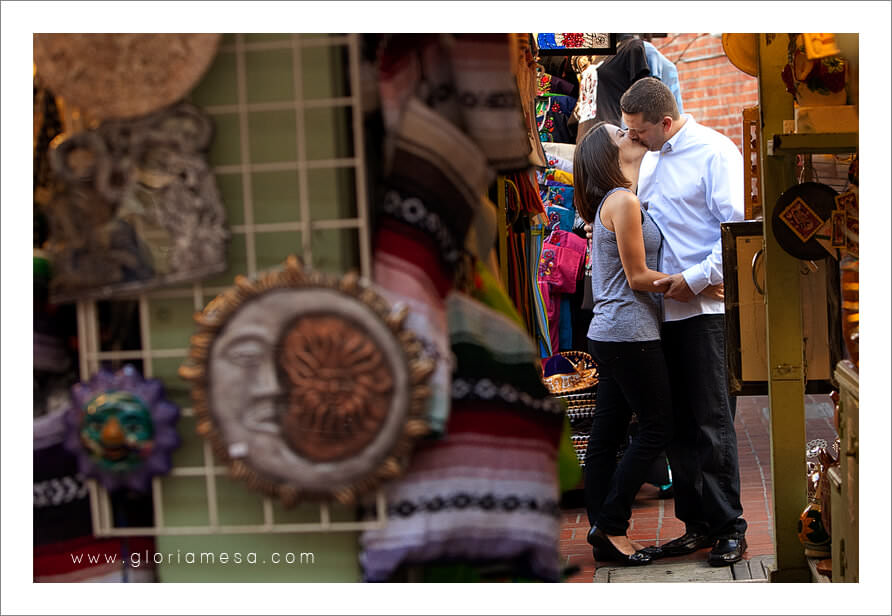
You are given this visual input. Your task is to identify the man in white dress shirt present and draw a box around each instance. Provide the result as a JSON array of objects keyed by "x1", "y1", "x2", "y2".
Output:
[{"x1": 619, "y1": 77, "x2": 748, "y2": 566}]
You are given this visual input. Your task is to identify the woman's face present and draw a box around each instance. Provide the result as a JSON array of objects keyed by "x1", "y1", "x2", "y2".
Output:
[{"x1": 606, "y1": 124, "x2": 647, "y2": 166}]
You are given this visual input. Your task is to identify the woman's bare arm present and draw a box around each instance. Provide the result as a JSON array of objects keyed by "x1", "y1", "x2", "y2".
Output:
[{"x1": 603, "y1": 191, "x2": 669, "y2": 293}]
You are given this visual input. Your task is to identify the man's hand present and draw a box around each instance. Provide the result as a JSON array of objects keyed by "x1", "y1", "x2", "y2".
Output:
[
  {"x1": 653, "y1": 273, "x2": 695, "y2": 302},
  {"x1": 702, "y1": 283, "x2": 724, "y2": 301}
]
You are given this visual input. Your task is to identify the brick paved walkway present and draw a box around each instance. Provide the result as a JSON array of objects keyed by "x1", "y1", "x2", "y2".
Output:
[{"x1": 559, "y1": 394, "x2": 838, "y2": 582}]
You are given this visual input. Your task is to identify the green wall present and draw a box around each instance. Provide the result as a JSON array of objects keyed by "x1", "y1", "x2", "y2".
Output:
[{"x1": 152, "y1": 33, "x2": 362, "y2": 582}]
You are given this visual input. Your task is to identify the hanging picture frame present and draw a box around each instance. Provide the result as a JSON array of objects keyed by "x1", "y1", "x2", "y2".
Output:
[
  {"x1": 179, "y1": 256, "x2": 435, "y2": 506},
  {"x1": 534, "y1": 33, "x2": 618, "y2": 56}
]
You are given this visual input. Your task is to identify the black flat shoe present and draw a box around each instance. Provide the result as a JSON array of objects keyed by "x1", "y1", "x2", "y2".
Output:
[
  {"x1": 642, "y1": 529, "x2": 714, "y2": 559},
  {"x1": 708, "y1": 536, "x2": 747, "y2": 566},
  {"x1": 586, "y1": 525, "x2": 598, "y2": 546},
  {"x1": 589, "y1": 528, "x2": 652, "y2": 566}
]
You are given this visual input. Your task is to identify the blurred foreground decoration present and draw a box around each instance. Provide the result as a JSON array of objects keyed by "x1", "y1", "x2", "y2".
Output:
[
  {"x1": 33, "y1": 34, "x2": 221, "y2": 123},
  {"x1": 64, "y1": 365, "x2": 181, "y2": 492},
  {"x1": 43, "y1": 102, "x2": 229, "y2": 303},
  {"x1": 179, "y1": 256, "x2": 435, "y2": 506}
]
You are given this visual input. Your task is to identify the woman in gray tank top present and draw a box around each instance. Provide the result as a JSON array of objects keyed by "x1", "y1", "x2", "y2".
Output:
[{"x1": 572, "y1": 122, "x2": 722, "y2": 566}]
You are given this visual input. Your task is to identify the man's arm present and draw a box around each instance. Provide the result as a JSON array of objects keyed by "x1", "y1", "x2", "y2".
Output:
[{"x1": 679, "y1": 145, "x2": 745, "y2": 294}]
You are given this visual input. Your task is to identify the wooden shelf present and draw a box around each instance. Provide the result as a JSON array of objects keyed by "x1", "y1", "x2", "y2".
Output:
[
  {"x1": 807, "y1": 557, "x2": 832, "y2": 582},
  {"x1": 771, "y1": 132, "x2": 858, "y2": 155}
]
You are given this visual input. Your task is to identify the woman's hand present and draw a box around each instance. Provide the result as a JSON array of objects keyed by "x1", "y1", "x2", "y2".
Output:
[
  {"x1": 701, "y1": 283, "x2": 725, "y2": 301},
  {"x1": 584, "y1": 223, "x2": 593, "y2": 240}
]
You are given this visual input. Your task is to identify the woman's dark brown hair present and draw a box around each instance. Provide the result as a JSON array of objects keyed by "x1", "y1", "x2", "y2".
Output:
[{"x1": 572, "y1": 121, "x2": 631, "y2": 224}]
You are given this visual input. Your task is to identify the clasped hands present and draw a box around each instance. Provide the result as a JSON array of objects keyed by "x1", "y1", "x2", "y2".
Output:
[
  {"x1": 653, "y1": 274, "x2": 724, "y2": 302},
  {"x1": 582, "y1": 223, "x2": 723, "y2": 302}
]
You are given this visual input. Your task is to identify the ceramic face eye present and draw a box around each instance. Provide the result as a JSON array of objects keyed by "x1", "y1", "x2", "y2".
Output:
[
  {"x1": 119, "y1": 407, "x2": 155, "y2": 443},
  {"x1": 221, "y1": 335, "x2": 269, "y2": 368}
]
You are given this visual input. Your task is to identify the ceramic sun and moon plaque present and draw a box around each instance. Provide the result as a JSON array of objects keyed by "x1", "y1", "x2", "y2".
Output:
[{"x1": 179, "y1": 256, "x2": 435, "y2": 506}]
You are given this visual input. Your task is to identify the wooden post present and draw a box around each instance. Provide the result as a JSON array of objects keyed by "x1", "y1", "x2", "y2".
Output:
[{"x1": 756, "y1": 33, "x2": 810, "y2": 582}]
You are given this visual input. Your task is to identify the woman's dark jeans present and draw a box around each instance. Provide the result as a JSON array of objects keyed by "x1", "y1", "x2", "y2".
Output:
[{"x1": 584, "y1": 339, "x2": 673, "y2": 535}]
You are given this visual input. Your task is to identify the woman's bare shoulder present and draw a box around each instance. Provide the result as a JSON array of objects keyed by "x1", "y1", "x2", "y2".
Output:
[{"x1": 603, "y1": 188, "x2": 641, "y2": 211}]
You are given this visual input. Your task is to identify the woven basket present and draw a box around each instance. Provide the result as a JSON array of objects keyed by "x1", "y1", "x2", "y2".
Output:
[{"x1": 543, "y1": 350, "x2": 599, "y2": 395}]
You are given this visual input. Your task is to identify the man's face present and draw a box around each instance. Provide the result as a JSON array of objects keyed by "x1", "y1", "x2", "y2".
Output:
[{"x1": 622, "y1": 112, "x2": 669, "y2": 151}]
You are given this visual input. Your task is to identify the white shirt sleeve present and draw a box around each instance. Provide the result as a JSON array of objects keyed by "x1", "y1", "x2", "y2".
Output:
[{"x1": 681, "y1": 145, "x2": 745, "y2": 293}]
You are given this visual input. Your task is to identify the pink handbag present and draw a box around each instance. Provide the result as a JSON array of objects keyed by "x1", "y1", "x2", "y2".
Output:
[{"x1": 538, "y1": 229, "x2": 587, "y2": 293}]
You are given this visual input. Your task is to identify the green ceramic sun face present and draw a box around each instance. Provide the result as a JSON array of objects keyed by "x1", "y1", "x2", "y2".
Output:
[{"x1": 80, "y1": 391, "x2": 156, "y2": 471}]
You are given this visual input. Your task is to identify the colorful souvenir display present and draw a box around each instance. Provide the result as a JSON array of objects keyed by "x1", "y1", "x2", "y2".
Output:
[
  {"x1": 36, "y1": 409, "x2": 158, "y2": 581},
  {"x1": 798, "y1": 439, "x2": 838, "y2": 558},
  {"x1": 44, "y1": 102, "x2": 229, "y2": 303},
  {"x1": 535, "y1": 33, "x2": 614, "y2": 55},
  {"x1": 63, "y1": 365, "x2": 180, "y2": 492},
  {"x1": 535, "y1": 95, "x2": 576, "y2": 144},
  {"x1": 179, "y1": 256, "x2": 435, "y2": 506},
  {"x1": 839, "y1": 158, "x2": 858, "y2": 366},
  {"x1": 781, "y1": 34, "x2": 848, "y2": 106}
]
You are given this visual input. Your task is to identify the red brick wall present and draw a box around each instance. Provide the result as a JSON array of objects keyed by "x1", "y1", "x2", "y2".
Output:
[{"x1": 651, "y1": 33, "x2": 759, "y2": 152}]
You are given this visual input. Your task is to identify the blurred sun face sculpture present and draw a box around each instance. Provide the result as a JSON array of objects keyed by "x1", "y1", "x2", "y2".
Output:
[
  {"x1": 80, "y1": 391, "x2": 156, "y2": 469},
  {"x1": 65, "y1": 365, "x2": 180, "y2": 492},
  {"x1": 179, "y1": 255, "x2": 434, "y2": 506}
]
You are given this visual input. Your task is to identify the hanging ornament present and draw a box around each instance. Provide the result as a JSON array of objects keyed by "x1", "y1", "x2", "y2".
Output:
[
  {"x1": 63, "y1": 365, "x2": 181, "y2": 492},
  {"x1": 179, "y1": 255, "x2": 435, "y2": 507},
  {"x1": 44, "y1": 101, "x2": 230, "y2": 303}
]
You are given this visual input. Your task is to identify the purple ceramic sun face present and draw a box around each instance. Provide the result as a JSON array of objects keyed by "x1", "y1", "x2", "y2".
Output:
[
  {"x1": 79, "y1": 391, "x2": 156, "y2": 471},
  {"x1": 65, "y1": 365, "x2": 180, "y2": 492}
]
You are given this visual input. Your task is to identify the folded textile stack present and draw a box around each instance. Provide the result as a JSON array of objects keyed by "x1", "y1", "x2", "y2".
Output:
[
  {"x1": 359, "y1": 290, "x2": 565, "y2": 582},
  {"x1": 537, "y1": 142, "x2": 581, "y2": 257}
]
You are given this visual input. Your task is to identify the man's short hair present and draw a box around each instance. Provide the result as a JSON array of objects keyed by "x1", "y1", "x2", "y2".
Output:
[{"x1": 620, "y1": 77, "x2": 679, "y2": 124}]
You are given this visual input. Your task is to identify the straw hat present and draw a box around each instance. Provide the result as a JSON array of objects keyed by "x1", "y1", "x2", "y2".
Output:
[
  {"x1": 722, "y1": 33, "x2": 758, "y2": 77},
  {"x1": 33, "y1": 34, "x2": 221, "y2": 122}
]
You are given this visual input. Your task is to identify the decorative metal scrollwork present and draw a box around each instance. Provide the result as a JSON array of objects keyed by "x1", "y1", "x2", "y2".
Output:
[{"x1": 45, "y1": 102, "x2": 229, "y2": 302}]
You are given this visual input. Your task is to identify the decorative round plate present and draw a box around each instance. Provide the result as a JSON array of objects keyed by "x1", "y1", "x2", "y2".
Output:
[
  {"x1": 771, "y1": 181, "x2": 838, "y2": 260},
  {"x1": 179, "y1": 256, "x2": 434, "y2": 506},
  {"x1": 722, "y1": 33, "x2": 758, "y2": 77},
  {"x1": 33, "y1": 34, "x2": 221, "y2": 122}
]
